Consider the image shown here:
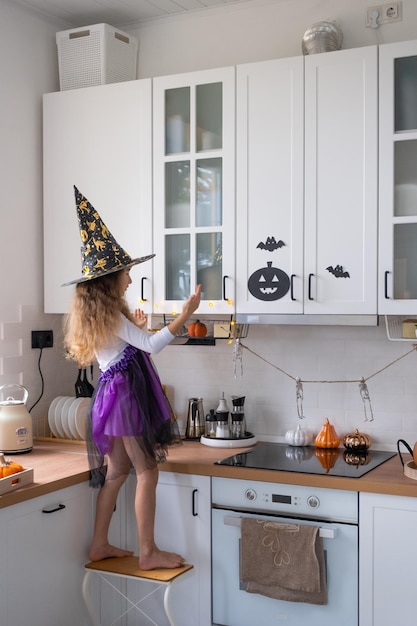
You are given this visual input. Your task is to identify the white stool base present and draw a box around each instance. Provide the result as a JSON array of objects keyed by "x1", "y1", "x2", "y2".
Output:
[{"x1": 82, "y1": 557, "x2": 194, "y2": 626}]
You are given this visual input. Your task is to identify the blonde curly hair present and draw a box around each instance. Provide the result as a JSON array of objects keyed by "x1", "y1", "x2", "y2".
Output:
[{"x1": 64, "y1": 271, "x2": 134, "y2": 367}]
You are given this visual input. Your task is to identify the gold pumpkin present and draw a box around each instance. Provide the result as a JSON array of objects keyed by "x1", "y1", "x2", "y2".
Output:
[
  {"x1": 343, "y1": 428, "x2": 371, "y2": 451},
  {"x1": 343, "y1": 450, "x2": 370, "y2": 467},
  {"x1": 314, "y1": 418, "x2": 340, "y2": 448}
]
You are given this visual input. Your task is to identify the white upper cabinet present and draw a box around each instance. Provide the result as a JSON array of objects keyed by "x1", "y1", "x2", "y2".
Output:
[
  {"x1": 236, "y1": 57, "x2": 304, "y2": 314},
  {"x1": 236, "y1": 46, "x2": 378, "y2": 316},
  {"x1": 43, "y1": 79, "x2": 153, "y2": 314},
  {"x1": 378, "y1": 40, "x2": 417, "y2": 314},
  {"x1": 304, "y1": 45, "x2": 378, "y2": 314},
  {"x1": 152, "y1": 67, "x2": 236, "y2": 315}
]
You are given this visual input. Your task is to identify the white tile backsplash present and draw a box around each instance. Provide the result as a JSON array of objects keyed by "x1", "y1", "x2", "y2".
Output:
[{"x1": 153, "y1": 320, "x2": 417, "y2": 450}]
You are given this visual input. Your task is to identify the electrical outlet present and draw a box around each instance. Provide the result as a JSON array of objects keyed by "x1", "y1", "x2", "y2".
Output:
[
  {"x1": 31, "y1": 330, "x2": 54, "y2": 349},
  {"x1": 366, "y1": 2, "x2": 402, "y2": 27}
]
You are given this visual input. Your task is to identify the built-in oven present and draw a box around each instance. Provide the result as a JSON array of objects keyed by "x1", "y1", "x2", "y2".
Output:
[{"x1": 211, "y1": 477, "x2": 359, "y2": 626}]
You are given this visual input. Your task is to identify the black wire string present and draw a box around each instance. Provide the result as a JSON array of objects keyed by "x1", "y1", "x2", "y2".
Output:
[{"x1": 28, "y1": 348, "x2": 44, "y2": 413}]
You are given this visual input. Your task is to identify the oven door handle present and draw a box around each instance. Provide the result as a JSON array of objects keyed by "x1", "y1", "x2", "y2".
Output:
[{"x1": 223, "y1": 515, "x2": 337, "y2": 539}]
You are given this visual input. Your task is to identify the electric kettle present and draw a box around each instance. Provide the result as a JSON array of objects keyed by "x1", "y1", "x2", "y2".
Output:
[
  {"x1": 0, "y1": 384, "x2": 33, "y2": 453},
  {"x1": 185, "y1": 397, "x2": 205, "y2": 440}
]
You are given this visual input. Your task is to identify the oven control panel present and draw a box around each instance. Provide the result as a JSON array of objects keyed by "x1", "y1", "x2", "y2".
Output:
[{"x1": 212, "y1": 477, "x2": 358, "y2": 523}]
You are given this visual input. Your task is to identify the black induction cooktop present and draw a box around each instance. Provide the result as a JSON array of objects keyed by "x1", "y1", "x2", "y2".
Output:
[{"x1": 215, "y1": 442, "x2": 397, "y2": 478}]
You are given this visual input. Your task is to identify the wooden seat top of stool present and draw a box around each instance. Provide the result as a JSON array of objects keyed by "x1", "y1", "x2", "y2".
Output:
[{"x1": 85, "y1": 556, "x2": 193, "y2": 583}]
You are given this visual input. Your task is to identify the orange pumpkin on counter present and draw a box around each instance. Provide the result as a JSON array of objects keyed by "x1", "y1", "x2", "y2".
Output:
[
  {"x1": 315, "y1": 418, "x2": 340, "y2": 448},
  {"x1": 188, "y1": 320, "x2": 207, "y2": 337},
  {"x1": 0, "y1": 453, "x2": 23, "y2": 478}
]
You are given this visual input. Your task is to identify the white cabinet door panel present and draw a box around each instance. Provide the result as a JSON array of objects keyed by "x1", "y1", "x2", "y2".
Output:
[
  {"x1": 304, "y1": 46, "x2": 378, "y2": 314},
  {"x1": 43, "y1": 80, "x2": 153, "y2": 314},
  {"x1": 236, "y1": 57, "x2": 304, "y2": 314},
  {"x1": 359, "y1": 491, "x2": 417, "y2": 625}
]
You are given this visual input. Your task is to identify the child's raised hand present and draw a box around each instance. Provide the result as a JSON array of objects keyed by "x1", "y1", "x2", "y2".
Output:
[{"x1": 133, "y1": 308, "x2": 148, "y2": 329}]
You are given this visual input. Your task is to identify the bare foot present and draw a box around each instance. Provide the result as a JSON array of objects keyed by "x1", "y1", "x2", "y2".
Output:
[
  {"x1": 139, "y1": 549, "x2": 185, "y2": 570},
  {"x1": 88, "y1": 543, "x2": 134, "y2": 562}
]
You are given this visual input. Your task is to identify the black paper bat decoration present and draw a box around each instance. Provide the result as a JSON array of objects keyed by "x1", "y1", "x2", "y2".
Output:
[
  {"x1": 257, "y1": 236, "x2": 285, "y2": 251},
  {"x1": 326, "y1": 265, "x2": 350, "y2": 278}
]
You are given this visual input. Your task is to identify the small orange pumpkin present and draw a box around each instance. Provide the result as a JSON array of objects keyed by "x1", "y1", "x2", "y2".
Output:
[
  {"x1": 0, "y1": 453, "x2": 23, "y2": 479},
  {"x1": 315, "y1": 418, "x2": 340, "y2": 449},
  {"x1": 188, "y1": 320, "x2": 207, "y2": 338}
]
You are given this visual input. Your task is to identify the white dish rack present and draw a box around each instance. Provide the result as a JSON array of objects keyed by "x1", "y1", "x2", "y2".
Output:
[{"x1": 385, "y1": 315, "x2": 417, "y2": 342}]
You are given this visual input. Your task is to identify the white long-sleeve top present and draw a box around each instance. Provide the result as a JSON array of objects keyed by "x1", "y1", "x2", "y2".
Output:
[{"x1": 95, "y1": 314, "x2": 174, "y2": 372}]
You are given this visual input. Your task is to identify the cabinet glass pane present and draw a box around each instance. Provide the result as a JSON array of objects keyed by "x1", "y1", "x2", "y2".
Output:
[
  {"x1": 395, "y1": 56, "x2": 417, "y2": 132},
  {"x1": 165, "y1": 161, "x2": 190, "y2": 228},
  {"x1": 196, "y1": 83, "x2": 222, "y2": 151},
  {"x1": 166, "y1": 88, "x2": 190, "y2": 154},
  {"x1": 196, "y1": 232, "x2": 222, "y2": 300},
  {"x1": 196, "y1": 158, "x2": 222, "y2": 227},
  {"x1": 394, "y1": 223, "x2": 417, "y2": 299},
  {"x1": 166, "y1": 234, "x2": 190, "y2": 300},
  {"x1": 394, "y1": 141, "x2": 417, "y2": 217}
]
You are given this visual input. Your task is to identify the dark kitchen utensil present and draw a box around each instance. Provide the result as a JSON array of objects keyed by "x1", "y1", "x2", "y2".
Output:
[
  {"x1": 397, "y1": 439, "x2": 414, "y2": 466},
  {"x1": 75, "y1": 368, "x2": 94, "y2": 398}
]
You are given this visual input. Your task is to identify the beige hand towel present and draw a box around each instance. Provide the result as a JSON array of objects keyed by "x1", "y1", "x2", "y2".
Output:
[{"x1": 240, "y1": 518, "x2": 327, "y2": 605}]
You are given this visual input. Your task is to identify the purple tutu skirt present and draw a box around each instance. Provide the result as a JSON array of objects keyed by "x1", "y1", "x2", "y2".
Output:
[{"x1": 87, "y1": 344, "x2": 181, "y2": 487}]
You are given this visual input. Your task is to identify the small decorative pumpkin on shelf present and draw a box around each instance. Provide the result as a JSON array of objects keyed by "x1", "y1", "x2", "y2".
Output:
[
  {"x1": 188, "y1": 320, "x2": 207, "y2": 338},
  {"x1": 343, "y1": 428, "x2": 371, "y2": 451},
  {"x1": 285, "y1": 424, "x2": 314, "y2": 447},
  {"x1": 315, "y1": 418, "x2": 340, "y2": 448},
  {"x1": 315, "y1": 448, "x2": 340, "y2": 473},
  {"x1": 0, "y1": 453, "x2": 24, "y2": 479}
]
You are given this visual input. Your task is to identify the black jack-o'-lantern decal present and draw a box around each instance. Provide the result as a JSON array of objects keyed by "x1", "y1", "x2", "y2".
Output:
[{"x1": 248, "y1": 261, "x2": 290, "y2": 301}]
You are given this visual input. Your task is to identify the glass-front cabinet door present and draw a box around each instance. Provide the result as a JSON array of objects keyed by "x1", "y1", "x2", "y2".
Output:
[
  {"x1": 153, "y1": 67, "x2": 235, "y2": 315},
  {"x1": 379, "y1": 40, "x2": 417, "y2": 313}
]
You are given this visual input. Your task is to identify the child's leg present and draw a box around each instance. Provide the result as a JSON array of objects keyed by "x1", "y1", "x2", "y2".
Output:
[
  {"x1": 88, "y1": 437, "x2": 133, "y2": 561},
  {"x1": 123, "y1": 436, "x2": 185, "y2": 570}
]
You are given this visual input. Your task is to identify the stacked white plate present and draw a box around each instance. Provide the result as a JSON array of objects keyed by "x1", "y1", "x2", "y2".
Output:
[{"x1": 48, "y1": 396, "x2": 90, "y2": 440}]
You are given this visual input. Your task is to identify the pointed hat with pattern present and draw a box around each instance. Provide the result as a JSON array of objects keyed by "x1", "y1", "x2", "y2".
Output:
[{"x1": 62, "y1": 186, "x2": 154, "y2": 286}]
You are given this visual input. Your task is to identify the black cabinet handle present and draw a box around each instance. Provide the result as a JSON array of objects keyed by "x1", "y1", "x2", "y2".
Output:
[
  {"x1": 223, "y1": 275, "x2": 229, "y2": 301},
  {"x1": 42, "y1": 503, "x2": 66, "y2": 514},
  {"x1": 308, "y1": 273, "x2": 314, "y2": 300},
  {"x1": 384, "y1": 271, "x2": 390, "y2": 299},
  {"x1": 192, "y1": 489, "x2": 198, "y2": 516},
  {"x1": 140, "y1": 277, "x2": 147, "y2": 302},
  {"x1": 290, "y1": 274, "x2": 296, "y2": 301}
]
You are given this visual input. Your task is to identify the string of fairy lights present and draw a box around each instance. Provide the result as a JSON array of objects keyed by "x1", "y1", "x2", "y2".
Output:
[{"x1": 232, "y1": 339, "x2": 417, "y2": 422}]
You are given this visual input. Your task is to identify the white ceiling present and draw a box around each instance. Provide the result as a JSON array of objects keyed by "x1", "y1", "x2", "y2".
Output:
[{"x1": 14, "y1": 0, "x2": 252, "y2": 27}]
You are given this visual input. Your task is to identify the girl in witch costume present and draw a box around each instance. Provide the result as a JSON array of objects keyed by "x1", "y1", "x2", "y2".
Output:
[{"x1": 64, "y1": 187, "x2": 201, "y2": 570}]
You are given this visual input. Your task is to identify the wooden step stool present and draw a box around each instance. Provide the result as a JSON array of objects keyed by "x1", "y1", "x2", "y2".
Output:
[{"x1": 82, "y1": 556, "x2": 194, "y2": 626}]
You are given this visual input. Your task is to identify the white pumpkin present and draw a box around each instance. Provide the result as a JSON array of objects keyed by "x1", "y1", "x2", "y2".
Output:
[{"x1": 285, "y1": 424, "x2": 314, "y2": 447}]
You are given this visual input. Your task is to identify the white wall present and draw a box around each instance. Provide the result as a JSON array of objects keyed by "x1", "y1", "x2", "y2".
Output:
[
  {"x1": 129, "y1": 0, "x2": 417, "y2": 78},
  {"x1": 1, "y1": 0, "x2": 417, "y2": 450},
  {"x1": 0, "y1": 0, "x2": 77, "y2": 427}
]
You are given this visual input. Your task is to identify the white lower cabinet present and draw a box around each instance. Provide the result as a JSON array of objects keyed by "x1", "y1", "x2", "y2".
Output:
[
  {"x1": 122, "y1": 471, "x2": 211, "y2": 626},
  {"x1": 359, "y1": 492, "x2": 417, "y2": 625},
  {"x1": 0, "y1": 482, "x2": 94, "y2": 626}
]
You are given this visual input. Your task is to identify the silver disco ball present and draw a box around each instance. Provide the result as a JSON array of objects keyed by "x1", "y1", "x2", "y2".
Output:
[{"x1": 302, "y1": 21, "x2": 343, "y2": 55}]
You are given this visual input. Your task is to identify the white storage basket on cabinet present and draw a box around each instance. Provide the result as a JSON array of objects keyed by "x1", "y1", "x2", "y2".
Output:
[{"x1": 56, "y1": 23, "x2": 138, "y2": 91}]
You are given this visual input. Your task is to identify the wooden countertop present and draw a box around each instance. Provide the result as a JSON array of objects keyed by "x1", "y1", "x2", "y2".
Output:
[{"x1": 1, "y1": 439, "x2": 416, "y2": 509}]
